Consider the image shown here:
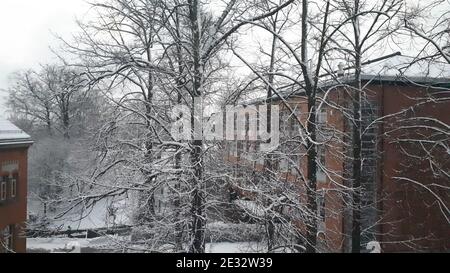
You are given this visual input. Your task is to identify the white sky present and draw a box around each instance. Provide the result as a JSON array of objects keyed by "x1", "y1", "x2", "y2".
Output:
[{"x1": 0, "y1": 0, "x2": 89, "y2": 118}]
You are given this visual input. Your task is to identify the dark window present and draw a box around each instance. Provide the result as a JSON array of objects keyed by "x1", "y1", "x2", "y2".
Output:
[
  {"x1": 289, "y1": 113, "x2": 297, "y2": 135},
  {"x1": 0, "y1": 174, "x2": 19, "y2": 203},
  {"x1": 0, "y1": 177, "x2": 7, "y2": 202},
  {"x1": 10, "y1": 175, "x2": 17, "y2": 199},
  {"x1": 317, "y1": 192, "x2": 326, "y2": 222},
  {"x1": 317, "y1": 145, "x2": 326, "y2": 180}
]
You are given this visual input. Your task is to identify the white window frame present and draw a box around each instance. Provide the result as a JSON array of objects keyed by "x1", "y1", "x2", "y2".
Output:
[
  {"x1": 0, "y1": 181, "x2": 6, "y2": 201},
  {"x1": 11, "y1": 178, "x2": 17, "y2": 198}
]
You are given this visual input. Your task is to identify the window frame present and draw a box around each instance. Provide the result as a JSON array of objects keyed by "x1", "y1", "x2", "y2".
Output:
[
  {"x1": 316, "y1": 145, "x2": 326, "y2": 182},
  {"x1": 0, "y1": 180, "x2": 6, "y2": 201},
  {"x1": 10, "y1": 176, "x2": 17, "y2": 199},
  {"x1": 317, "y1": 191, "x2": 326, "y2": 232}
]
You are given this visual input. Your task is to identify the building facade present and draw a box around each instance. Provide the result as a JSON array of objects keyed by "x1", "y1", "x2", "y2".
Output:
[
  {"x1": 224, "y1": 67, "x2": 450, "y2": 252},
  {"x1": 0, "y1": 120, "x2": 33, "y2": 253}
]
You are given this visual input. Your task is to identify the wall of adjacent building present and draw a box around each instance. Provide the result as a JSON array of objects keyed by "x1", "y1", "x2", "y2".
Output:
[
  {"x1": 379, "y1": 83, "x2": 450, "y2": 252},
  {"x1": 0, "y1": 147, "x2": 29, "y2": 253},
  {"x1": 222, "y1": 82, "x2": 450, "y2": 252}
]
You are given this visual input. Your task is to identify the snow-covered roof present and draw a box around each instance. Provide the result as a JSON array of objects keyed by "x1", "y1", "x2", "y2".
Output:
[
  {"x1": 361, "y1": 54, "x2": 450, "y2": 80},
  {"x1": 242, "y1": 53, "x2": 450, "y2": 105},
  {"x1": 0, "y1": 120, "x2": 33, "y2": 147}
]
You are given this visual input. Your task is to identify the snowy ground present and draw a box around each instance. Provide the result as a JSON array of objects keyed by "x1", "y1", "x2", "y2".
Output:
[
  {"x1": 28, "y1": 196, "x2": 133, "y2": 230},
  {"x1": 205, "y1": 242, "x2": 265, "y2": 253},
  {"x1": 52, "y1": 198, "x2": 132, "y2": 230},
  {"x1": 27, "y1": 236, "x2": 129, "y2": 253},
  {"x1": 27, "y1": 237, "x2": 265, "y2": 253}
]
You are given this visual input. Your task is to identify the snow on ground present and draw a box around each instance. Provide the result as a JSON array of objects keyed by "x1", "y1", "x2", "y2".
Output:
[
  {"x1": 27, "y1": 237, "x2": 90, "y2": 250},
  {"x1": 27, "y1": 236, "x2": 265, "y2": 253},
  {"x1": 27, "y1": 236, "x2": 128, "y2": 253},
  {"x1": 52, "y1": 197, "x2": 132, "y2": 230},
  {"x1": 28, "y1": 195, "x2": 133, "y2": 230},
  {"x1": 206, "y1": 242, "x2": 265, "y2": 253}
]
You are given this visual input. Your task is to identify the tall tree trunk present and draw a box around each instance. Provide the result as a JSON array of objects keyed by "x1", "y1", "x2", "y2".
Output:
[
  {"x1": 306, "y1": 98, "x2": 318, "y2": 253},
  {"x1": 351, "y1": 48, "x2": 362, "y2": 253},
  {"x1": 265, "y1": 17, "x2": 278, "y2": 252},
  {"x1": 351, "y1": 0, "x2": 362, "y2": 252},
  {"x1": 173, "y1": 7, "x2": 185, "y2": 252},
  {"x1": 301, "y1": 0, "x2": 318, "y2": 253},
  {"x1": 140, "y1": 29, "x2": 157, "y2": 225},
  {"x1": 188, "y1": 0, "x2": 205, "y2": 253},
  {"x1": 142, "y1": 78, "x2": 156, "y2": 223}
]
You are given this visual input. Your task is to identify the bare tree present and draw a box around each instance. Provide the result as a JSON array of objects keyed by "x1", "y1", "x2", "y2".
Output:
[
  {"x1": 52, "y1": 0, "x2": 295, "y2": 253},
  {"x1": 7, "y1": 70, "x2": 54, "y2": 135},
  {"x1": 7, "y1": 65, "x2": 90, "y2": 139},
  {"x1": 404, "y1": 0, "x2": 450, "y2": 63}
]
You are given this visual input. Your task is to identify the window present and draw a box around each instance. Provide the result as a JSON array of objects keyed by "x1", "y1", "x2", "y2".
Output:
[
  {"x1": 318, "y1": 195, "x2": 325, "y2": 221},
  {"x1": 317, "y1": 146, "x2": 326, "y2": 182},
  {"x1": 317, "y1": 191, "x2": 326, "y2": 232},
  {"x1": 0, "y1": 180, "x2": 6, "y2": 201},
  {"x1": 289, "y1": 116, "x2": 296, "y2": 136},
  {"x1": 10, "y1": 177, "x2": 17, "y2": 199},
  {"x1": 317, "y1": 107, "x2": 327, "y2": 124}
]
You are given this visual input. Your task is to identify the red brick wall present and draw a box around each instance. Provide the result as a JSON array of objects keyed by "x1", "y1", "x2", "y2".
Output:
[
  {"x1": 223, "y1": 83, "x2": 450, "y2": 252},
  {"x1": 380, "y1": 84, "x2": 450, "y2": 252},
  {"x1": 0, "y1": 147, "x2": 30, "y2": 253}
]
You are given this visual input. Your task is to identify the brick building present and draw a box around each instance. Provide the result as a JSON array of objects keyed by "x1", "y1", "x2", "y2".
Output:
[
  {"x1": 0, "y1": 120, "x2": 33, "y2": 253},
  {"x1": 224, "y1": 56, "x2": 450, "y2": 252}
]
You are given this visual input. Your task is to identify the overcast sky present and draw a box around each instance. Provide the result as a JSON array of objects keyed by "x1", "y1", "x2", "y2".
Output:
[{"x1": 0, "y1": 0, "x2": 89, "y2": 119}]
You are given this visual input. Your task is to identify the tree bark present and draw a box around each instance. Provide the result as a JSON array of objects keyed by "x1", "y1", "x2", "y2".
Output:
[
  {"x1": 188, "y1": 0, "x2": 205, "y2": 253},
  {"x1": 351, "y1": 0, "x2": 362, "y2": 253}
]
